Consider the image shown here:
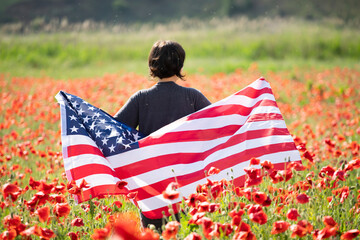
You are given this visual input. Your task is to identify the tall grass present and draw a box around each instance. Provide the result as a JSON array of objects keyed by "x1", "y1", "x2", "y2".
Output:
[{"x1": 1, "y1": 17, "x2": 359, "y2": 78}]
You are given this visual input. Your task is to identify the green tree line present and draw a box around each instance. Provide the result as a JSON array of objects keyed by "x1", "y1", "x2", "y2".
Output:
[{"x1": 1, "y1": 0, "x2": 359, "y2": 25}]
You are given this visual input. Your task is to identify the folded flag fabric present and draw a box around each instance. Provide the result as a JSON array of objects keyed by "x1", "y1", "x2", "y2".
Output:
[{"x1": 55, "y1": 77, "x2": 301, "y2": 219}]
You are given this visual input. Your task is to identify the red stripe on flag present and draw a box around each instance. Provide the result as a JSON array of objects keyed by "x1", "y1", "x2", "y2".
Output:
[
  {"x1": 78, "y1": 184, "x2": 129, "y2": 202},
  {"x1": 187, "y1": 99, "x2": 277, "y2": 120},
  {"x1": 141, "y1": 203, "x2": 181, "y2": 219},
  {"x1": 69, "y1": 164, "x2": 116, "y2": 180},
  {"x1": 140, "y1": 113, "x2": 284, "y2": 147},
  {"x1": 235, "y1": 86, "x2": 273, "y2": 98},
  {"x1": 141, "y1": 125, "x2": 240, "y2": 146},
  {"x1": 130, "y1": 142, "x2": 298, "y2": 200},
  {"x1": 67, "y1": 144, "x2": 103, "y2": 157},
  {"x1": 115, "y1": 127, "x2": 292, "y2": 179}
]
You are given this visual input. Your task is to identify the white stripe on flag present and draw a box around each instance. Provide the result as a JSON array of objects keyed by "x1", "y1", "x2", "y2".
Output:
[
  {"x1": 123, "y1": 134, "x2": 295, "y2": 188},
  {"x1": 75, "y1": 174, "x2": 120, "y2": 189},
  {"x1": 152, "y1": 105, "x2": 281, "y2": 134},
  {"x1": 137, "y1": 149, "x2": 300, "y2": 211},
  {"x1": 62, "y1": 135, "x2": 98, "y2": 148},
  {"x1": 64, "y1": 154, "x2": 114, "y2": 171},
  {"x1": 150, "y1": 98, "x2": 279, "y2": 136},
  {"x1": 109, "y1": 119, "x2": 288, "y2": 168}
]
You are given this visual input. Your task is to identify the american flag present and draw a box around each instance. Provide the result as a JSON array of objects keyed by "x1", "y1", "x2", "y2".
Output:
[{"x1": 56, "y1": 77, "x2": 301, "y2": 219}]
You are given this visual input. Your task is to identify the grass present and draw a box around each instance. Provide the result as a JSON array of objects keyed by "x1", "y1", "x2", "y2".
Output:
[{"x1": 1, "y1": 17, "x2": 360, "y2": 79}]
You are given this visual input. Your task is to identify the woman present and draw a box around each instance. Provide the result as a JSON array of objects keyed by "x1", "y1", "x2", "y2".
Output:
[{"x1": 114, "y1": 40, "x2": 211, "y2": 230}]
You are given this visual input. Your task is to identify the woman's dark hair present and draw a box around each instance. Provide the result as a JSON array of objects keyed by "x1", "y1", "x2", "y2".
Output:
[{"x1": 148, "y1": 40, "x2": 186, "y2": 80}]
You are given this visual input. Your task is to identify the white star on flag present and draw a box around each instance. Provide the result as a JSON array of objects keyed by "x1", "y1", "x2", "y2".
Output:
[
  {"x1": 95, "y1": 130, "x2": 102, "y2": 138},
  {"x1": 109, "y1": 144, "x2": 116, "y2": 153},
  {"x1": 70, "y1": 125, "x2": 79, "y2": 133},
  {"x1": 83, "y1": 115, "x2": 90, "y2": 123},
  {"x1": 101, "y1": 137, "x2": 109, "y2": 145}
]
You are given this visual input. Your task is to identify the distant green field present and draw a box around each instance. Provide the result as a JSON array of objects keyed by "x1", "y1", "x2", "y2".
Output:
[{"x1": 1, "y1": 17, "x2": 359, "y2": 78}]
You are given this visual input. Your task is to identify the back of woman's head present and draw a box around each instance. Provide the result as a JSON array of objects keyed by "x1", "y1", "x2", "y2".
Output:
[{"x1": 148, "y1": 40, "x2": 186, "y2": 80}]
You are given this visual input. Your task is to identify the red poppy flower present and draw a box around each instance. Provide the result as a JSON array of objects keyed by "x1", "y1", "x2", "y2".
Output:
[
  {"x1": 79, "y1": 179, "x2": 90, "y2": 189},
  {"x1": 162, "y1": 221, "x2": 180, "y2": 240},
  {"x1": 231, "y1": 215, "x2": 242, "y2": 227},
  {"x1": 71, "y1": 218, "x2": 84, "y2": 227},
  {"x1": 139, "y1": 228, "x2": 160, "y2": 240},
  {"x1": 0, "y1": 229, "x2": 17, "y2": 240},
  {"x1": 127, "y1": 191, "x2": 138, "y2": 200},
  {"x1": 2, "y1": 183, "x2": 20, "y2": 200},
  {"x1": 278, "y1": 169, "x2": 294, "y2": 182},
  {"x1": 252, "y1": 191, "x2": 267, "y2": 205},
  {"x1": 302, "y1": 150, "x2": 314, "y2": 162},
  {"x1": 340, "y1": 229, "x2": 360, "y2": 240},
  {"x1": 20, "y1": 225, "x2": 41, "y2": 237},
  {"x1": 162, "y1": 182, "x2": 180, "y2": 200},
  {"x1": 188, "y1": 212, "x2": 205, "y2": 224},
  {"x1": 29, "y1": 177, "x2": 41, "y2": 189},
  {"x1": 244, "y1": 167, "x2": 262, "y2": 187},
  {"x1": 333, "y1": 170, "x2": 346, "y2": 181},
  {"x1": 198, "y1": 201, "x2": 210, "y2": 212},
  {"x1": 324, "y1": 138, "x2": 336, "y2": 148},
  {"x1": 262, "y1": 195, "x2": 272, "y2": 207},
  {"x1": 210, "y1": 222, "x2": 233, "y2": 238},
  {"x1": 184, "y1": 232, "x2": 202, "y2": 240},
  {"x1": 35, "y1": 206, "x2": 50, "y2": 223},
  {"x1": 296, "y1": 193, "x2": 310, "y2": 204},
  {"x1": 53, "y1": 202, "x2": 71, "y2": 218},
  {"x1": 210, "y1": 182, "x2": 222, "y2": 199},
  {"x1": 53, "y1": 184, "x2": 66, "y2": 193},
  {"x1": 345, "y1": 158, "x2": 360, "y2": 171},
  {"x1": 271, "y1": 221, "x2": 290, "y2": 234},
  {"x1": 3, "y1": 214, "x2": 22, "y2": 229},
  {"x1": 249, "y1": 157, "x2": 260, "y2": 166},
  {"x1": 287, "y1": 162, "x2": 306, "y2": 171},
  {"x1": 198, "y1": 217, "x2": 213, "y2": 239},
  {"x1": 207, "y1": 166, "x2": 221, "y2": 175},
  {"x1": 232, "y1": 231, "x2": 256, "y2": 240},
  {"x1": 185, "y1": 193, "x2": 199, "y2": 208},
  {"x1": 290, "y1": 224, "x2": 308, "y2": 238},
  {"x1": 209, "y1": 203, "x2": 220, "y2": 213},
  {"x1": 50, "y1": 194, "x2": 67, "y2": 203},
  {"x1": 314, "y1": 227, "x2": 337, "y2": 239},
  {"x1": 91, "y1": 224, "x2": 111, "y2": 240},
  {"x1": 38, "y1": 181, "x2": 54, "y2": 194},
  {"x1": 269, "y1": 170, "x2": 281, "y2": 184},
  {"x1": 112, "y1": 214, "x2": 141, "y2": 240},
  {"x1": 229, "y1": 209, "x2": 245, "y2": 219},
  {"x1": 112, "y1": 200, "x2": 122, "y2": 208},
  {"x1": 297, "y1": 220, "x2": 313, "y2": 234},
  {"x1": 319, "y1": 165, "x2": 336, "y2": 178},
  {"x1": 248, "y1": 204, "x2": 267, "y2": 225},
  {"x1": 68, "y1": 232, "x2": 78, "y2": 240},
  {"x1": 68, "y1": 185, "x2": 82, "y2": 195},
  {"x1": 332, "y1": 186, "x2": 350, "y2": 203},
  {"x1": 94, "y1": 213, "x2": 102, "y2": 220},
  {"x1": 286, "y1": 208, "x2": 300, "y2": 221},
  {"x1": 323, "y1": 216, "x2": 337, "y2": 228},
  {"x1": 116, "y1": 180, "x2": 128, "y2": 189},
  {"x1": 238, "y1": 221, "x2": 251, "y2": 233},
  {"x1": 39, "y1": 228, "x2": 55, "y2": 239},
  {"x1": 260, "y1": 160, "x2": 274, "y2": 170}
]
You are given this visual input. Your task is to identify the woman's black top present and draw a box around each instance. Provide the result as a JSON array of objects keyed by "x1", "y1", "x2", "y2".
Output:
[{"x1": 114, "y1": 81, "x2": 211, "y2": 136}]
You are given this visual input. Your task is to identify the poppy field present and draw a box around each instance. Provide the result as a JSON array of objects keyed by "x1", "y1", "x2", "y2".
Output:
[{"x1": 0, "y1": 66, "x2": 360, "y2": 240}]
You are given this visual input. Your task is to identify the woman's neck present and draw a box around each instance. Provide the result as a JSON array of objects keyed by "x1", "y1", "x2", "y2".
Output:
[{"x1": 158, "y1": 75, "x2": 179, "y2": 83}]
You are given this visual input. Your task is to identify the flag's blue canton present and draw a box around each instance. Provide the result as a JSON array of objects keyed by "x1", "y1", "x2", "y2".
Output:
[{"x1": 61, "y1": 91, "x2": 144, "y2": 157}]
